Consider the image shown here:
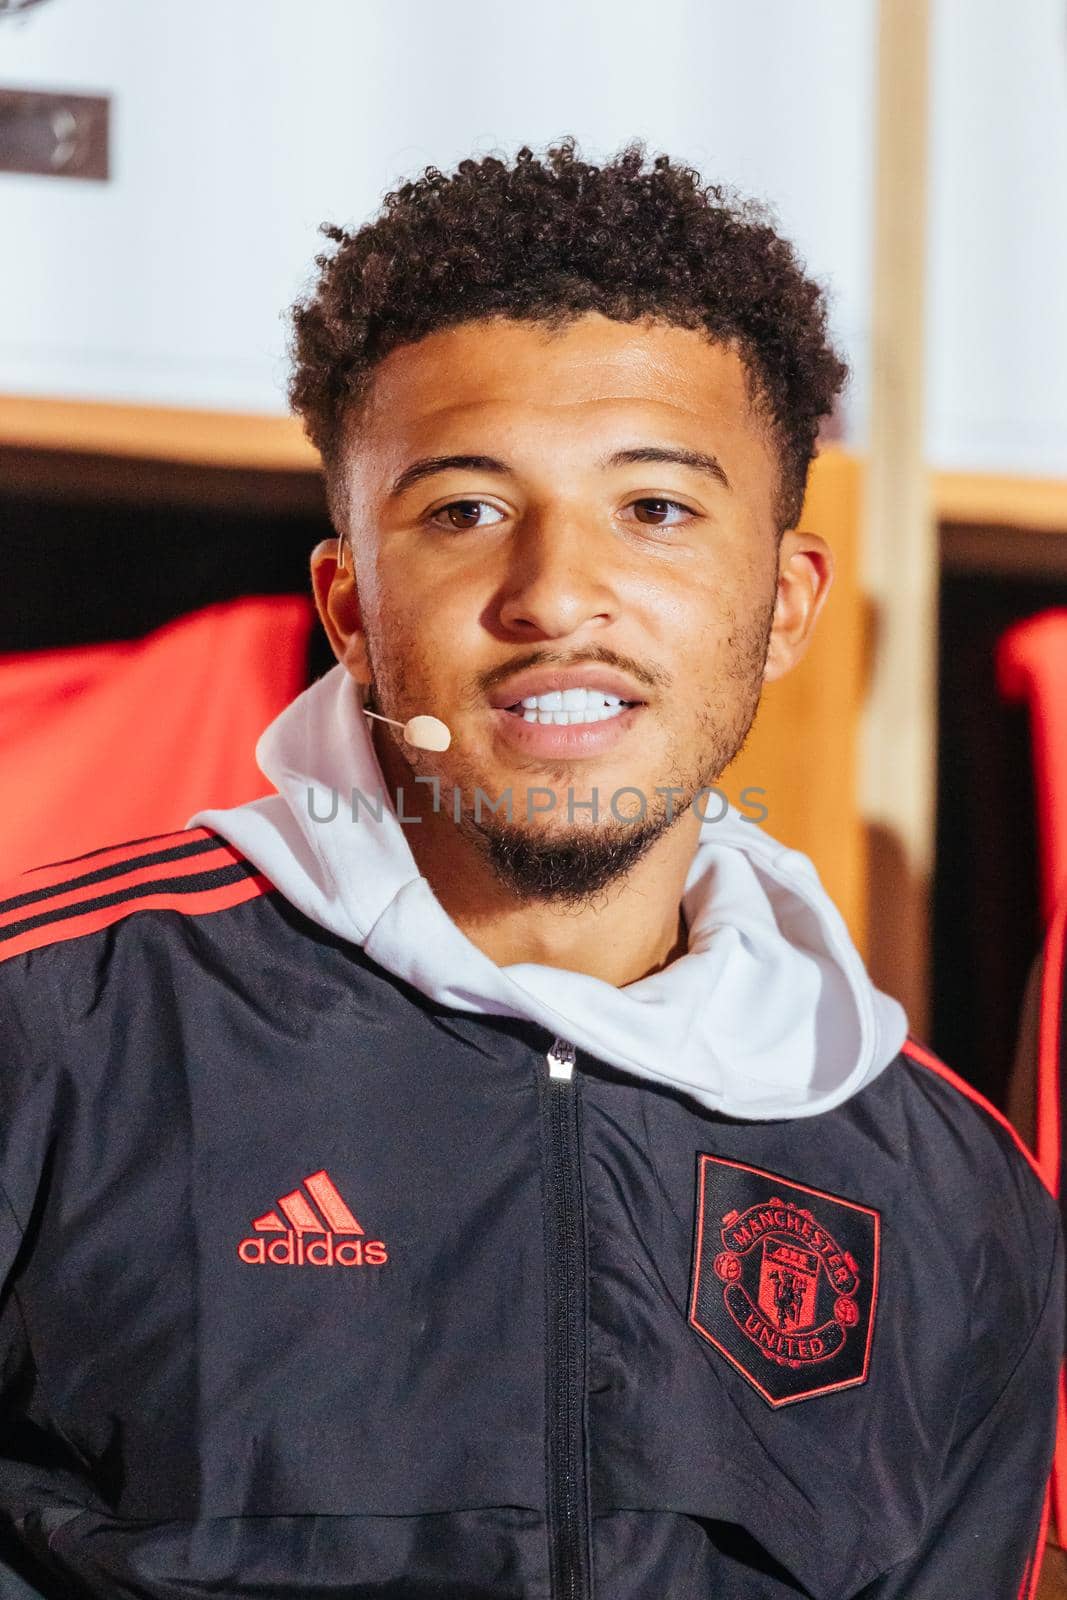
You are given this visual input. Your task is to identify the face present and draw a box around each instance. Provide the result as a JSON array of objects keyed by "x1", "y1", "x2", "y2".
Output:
[{"x1": 313, "y1": 312, "x2": 830, "y2": 902}]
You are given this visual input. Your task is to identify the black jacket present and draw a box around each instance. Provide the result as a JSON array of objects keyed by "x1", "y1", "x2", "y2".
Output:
[{"x1": 0, "y1": 826, "x2": 1062, "y2": 1598}]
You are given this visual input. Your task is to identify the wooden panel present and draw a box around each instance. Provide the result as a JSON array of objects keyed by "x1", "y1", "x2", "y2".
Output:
[
  {"x1": 0, "y1": 394, "x2": 316, "y2": 471},
  {"x1": 942, "y1": 523, "x2": 1067, "y2": 579},
  {"x1": 3, "y1": 394, "x2": 1064, "y2": 533},
  {"x1": 727, "y1": 448, "x2": 867, "y2": 954},
  {"x1": 859, "y1": 0, "x2": 935, "y2": 1032},
  {"x1": 934, "y1": 469, "x2": 1067, "y2": 533}
]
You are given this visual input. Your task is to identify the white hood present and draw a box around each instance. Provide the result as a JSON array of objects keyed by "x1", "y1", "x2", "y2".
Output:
[{"x1": 188, "y1": 663, "x2": 906, "y2": 1120}]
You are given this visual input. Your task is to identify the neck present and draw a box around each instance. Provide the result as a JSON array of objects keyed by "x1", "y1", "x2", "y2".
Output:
[{"x1": 376, "y1": 732, "x2": 697, "y2": 987}]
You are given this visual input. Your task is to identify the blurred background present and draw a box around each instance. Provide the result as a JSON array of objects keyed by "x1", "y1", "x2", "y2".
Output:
[
  {"x1": 2, "y1": 0, "x2": 1067, "y2": 1194},
  {"x1": 2, "y1": 0, "x2": 1067, "y2": 1584}
]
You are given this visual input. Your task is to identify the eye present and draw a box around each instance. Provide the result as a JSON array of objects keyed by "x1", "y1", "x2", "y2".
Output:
[
  {"x1": 427, "y1": 499, "x2": 506, "y2": 532},
  {"x1": 625, "y1": 498, "x2": 696, "y2": 527}
]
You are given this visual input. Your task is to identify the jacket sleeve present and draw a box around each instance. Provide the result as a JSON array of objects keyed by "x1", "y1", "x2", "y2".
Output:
[
  {"x1": 0, "y1": 956, "x2": 72, "y2": 1599},
  {"x1": 857, "y1": 1208, "x2": 1065, "y2": 1600}
]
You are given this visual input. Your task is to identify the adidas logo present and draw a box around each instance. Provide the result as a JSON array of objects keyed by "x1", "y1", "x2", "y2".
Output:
[{"x1": 237, "y1": 1169, "x2": 389, "y2": 1268}]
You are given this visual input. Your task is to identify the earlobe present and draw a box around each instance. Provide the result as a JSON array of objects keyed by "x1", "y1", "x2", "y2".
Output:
[
  {"x1": 309, "y1": 537, "x2": 373, "y2": 685},
  {"x1": 762, "y1": 532, "x2": 834, "y2": 685}
]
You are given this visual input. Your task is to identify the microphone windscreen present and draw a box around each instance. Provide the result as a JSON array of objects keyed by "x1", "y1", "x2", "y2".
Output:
[{"x1": 404, "y1": 715, "x2": 451, "y2": 752}]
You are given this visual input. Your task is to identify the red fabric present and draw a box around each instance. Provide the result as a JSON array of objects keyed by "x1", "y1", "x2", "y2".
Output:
[
  {"x1": 1038, "y1": 898, "x2": 1067, "y2": 1544},
  {"x1": 998, "y1": 608, "x2": 1067, "y2": 1545},
  {"x1": 0, "y1": 596, "x2": 314, "y2": 880},
  {"x1": 997, "y1": 609, "x2": 1067, "y2": 924}
]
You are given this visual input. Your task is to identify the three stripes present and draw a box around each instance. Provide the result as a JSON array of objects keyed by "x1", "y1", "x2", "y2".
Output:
[
  {"x1": 0, "y1": 828, "x2": 271, "y2": 962},
  {"x1": 253, "y1": 1170, "x2": 365, "y2": 1237}
]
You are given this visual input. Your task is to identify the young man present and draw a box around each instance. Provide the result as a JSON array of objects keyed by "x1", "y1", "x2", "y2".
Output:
[{"x1": 0, "y1": 140, "x2": 1061, "y2": 1598}]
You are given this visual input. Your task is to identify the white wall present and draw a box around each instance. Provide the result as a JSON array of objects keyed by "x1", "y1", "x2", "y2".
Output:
[
  {"x1": 8, "y1": 1, "x2": 1066, "y2": 476},
  {"x1": 0, "y1": 0, "x2": 877, "y2": 429},
  {"x1": 927, "y1": 0, "x2": 1067, "y2": 476}
]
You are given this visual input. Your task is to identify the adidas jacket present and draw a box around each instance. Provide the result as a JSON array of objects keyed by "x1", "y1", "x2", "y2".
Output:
[{"x1": 0, "y1": 825, "x2": 1062, "y2": 1599}]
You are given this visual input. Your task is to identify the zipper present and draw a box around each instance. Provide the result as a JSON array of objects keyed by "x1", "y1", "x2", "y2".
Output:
[{"x1": 540, "y1": 1036, "x2": 592, "y2": 1599}]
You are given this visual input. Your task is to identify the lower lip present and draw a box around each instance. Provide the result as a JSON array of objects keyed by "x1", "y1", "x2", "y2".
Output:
[{"x1": 490, "y1": 704, "x2": 644, "y2": 758}]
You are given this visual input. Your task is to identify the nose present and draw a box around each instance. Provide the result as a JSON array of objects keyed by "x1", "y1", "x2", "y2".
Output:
[{"x1": 496, "y1": 513, "x2": 620, "y2": 640}]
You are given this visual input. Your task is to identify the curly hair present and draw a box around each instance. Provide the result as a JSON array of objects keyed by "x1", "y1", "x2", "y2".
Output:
[{"x1": 288, "y1": 137, "x2": 848, "y2": 531}]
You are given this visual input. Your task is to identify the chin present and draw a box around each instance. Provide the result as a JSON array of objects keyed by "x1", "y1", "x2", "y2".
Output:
[{"x1": 462, "y1": 808, "x2": 676, "y2": 905}]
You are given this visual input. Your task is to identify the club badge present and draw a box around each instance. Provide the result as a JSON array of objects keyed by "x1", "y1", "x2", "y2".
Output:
[{"x1": 689, "y1": 1154, "x2": 880, "y2": 1407}]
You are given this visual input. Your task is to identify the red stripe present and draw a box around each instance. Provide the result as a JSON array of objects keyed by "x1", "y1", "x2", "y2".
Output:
[
  {"x1": 1037, "y1": 903, "x2": 1067, "y2": 1540},
  {"x1": 1019, "y1": 1547, "x2": 1033, "y2": 1598},
  {"x1": 1054, "y1": 1366, "x2": 1067, "y2": 1548},
  {"x1": 304, "y1": 1170, "x2": 364, "y2": 1235},
  {"x1": 0, "y1": 843, "x2": 242, "y2": 930},
  {"x1": 1038, "y1": 898, "x2": 1067, "y2": 1197},
  {"x1": 5, "y1": 827, "x2": 221, "y2": 895},
  {"x1": 278, "y1": 1189, "x2": 329, "y2": 1235},
  {"x1": 0, "y1": 872, "x2": 273, "y2": 962},
  {"x1": 1020, "y1": 1473, "x2": 1052, "y2": 1600},
  {"x1": 901, "y1": 1039, "x2": 1050, "y2": 1190}
]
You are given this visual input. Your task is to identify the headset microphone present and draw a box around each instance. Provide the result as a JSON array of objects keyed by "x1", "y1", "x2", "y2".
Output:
[{"x1": 362, "y1": 708, "x2": 452, "y2": 752}]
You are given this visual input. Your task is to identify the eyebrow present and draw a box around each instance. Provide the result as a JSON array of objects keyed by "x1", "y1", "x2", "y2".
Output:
[
  {"x1": 386, "y1": 445, "x2": 731, "y2": 500},
  {"x1": 609, "y1": 446, "x2": 731, "y2": 490}
]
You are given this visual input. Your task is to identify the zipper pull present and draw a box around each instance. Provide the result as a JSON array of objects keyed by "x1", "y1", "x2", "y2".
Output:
[{"x1": 547, "y1": 1038, "x2": 576, "y2": 1081}]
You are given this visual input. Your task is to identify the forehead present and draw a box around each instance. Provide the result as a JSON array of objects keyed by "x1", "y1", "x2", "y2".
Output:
[{"x1": 350, "y1": 313, "x2": 770, "y2": 467}]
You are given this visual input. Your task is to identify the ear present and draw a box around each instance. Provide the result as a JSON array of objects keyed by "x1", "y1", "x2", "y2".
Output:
[
  {"x1": 309, "y1": 535, "x2": 373, "y2": 687},
  {"x1": 762, "y1": 530, "x2": 834, "y2": 685}
]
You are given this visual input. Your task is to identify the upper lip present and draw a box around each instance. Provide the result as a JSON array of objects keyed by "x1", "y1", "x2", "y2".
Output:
[{"x1": 488, "y1": 666, "x2": 649, "y2": 710}]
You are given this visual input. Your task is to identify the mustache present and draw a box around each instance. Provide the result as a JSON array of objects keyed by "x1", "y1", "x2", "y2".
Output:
[{"x1": 472, "y1": 644, "x2": 670, "y2": 704}]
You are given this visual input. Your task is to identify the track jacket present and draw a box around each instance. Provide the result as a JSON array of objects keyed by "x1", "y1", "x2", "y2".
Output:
[{"x1": 0, "y1": 663, "x2": 1061, "y2": 1598}]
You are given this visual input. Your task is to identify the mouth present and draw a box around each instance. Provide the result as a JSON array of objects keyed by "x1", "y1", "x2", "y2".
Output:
[
  {"x1": 502, "y1": 688, "x2": 640, "y2": 727},
  {"x1": 485, "y1": 666, "x2": 651, "y2": 760},
  {"x1": 489, "y1": 694, "x2": 646, "y2": 760}
]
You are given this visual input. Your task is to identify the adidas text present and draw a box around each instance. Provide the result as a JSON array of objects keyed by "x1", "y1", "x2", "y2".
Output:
[{"x1": 238, "y1": 1232, "x2": 388, "y2": 1267}]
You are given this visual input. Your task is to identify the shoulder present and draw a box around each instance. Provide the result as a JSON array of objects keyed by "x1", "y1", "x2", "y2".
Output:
[
  {"x1": 0, "y1": 827, "x2": 278, "y2": 1223},
  {"x1": 895, "y1": 1036, "x2": 1050, "y2": 1193},
  {"x1": 835, "y1": 1033, "x2": 1058, "y2": 1261},
  {"x1": 891, "y1": 1038, "x2": 1065, "y2": 1427},
  {"x1": 0, "y1": 826, "x2": 273, "y2": 971},
  {"x1": 890, "y1": 1036, "x2": 1061, "y2": 1318}
]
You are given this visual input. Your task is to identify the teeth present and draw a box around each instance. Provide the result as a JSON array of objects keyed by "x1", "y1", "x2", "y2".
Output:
[
  {"x1": 512, "y1": 700, "x2": 631, "y2": 726},
  {"x1": 507, "y1": 686, "x2": 636, "y2": 726},
  {"x1": 514, "y1": 687, "x2": 629, "y2": 710}
]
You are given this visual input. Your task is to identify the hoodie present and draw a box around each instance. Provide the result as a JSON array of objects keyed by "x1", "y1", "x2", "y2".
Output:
[{"x1": 189, "y1": 661, "x2": 906, "y2": 1121}]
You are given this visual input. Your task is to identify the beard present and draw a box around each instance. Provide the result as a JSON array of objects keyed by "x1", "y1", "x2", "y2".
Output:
[
  {"x1": 364, "y1": 592, "x2": 775, "y2": 910},
  {"x1": 466, "y1": 796, "x2": 681, "y2": 908}
]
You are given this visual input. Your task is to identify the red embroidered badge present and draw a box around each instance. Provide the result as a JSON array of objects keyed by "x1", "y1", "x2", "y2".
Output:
[{"x1": 689, "y1": 1155, "x2": 879, "y2": 1407}]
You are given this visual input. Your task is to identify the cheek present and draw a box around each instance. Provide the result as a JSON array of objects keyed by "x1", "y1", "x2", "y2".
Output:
[
  {"x1": 652, "y1": 570, "x2": 739, "y2": 653},
  {"x1": 363, "y1": 598, "x2": 419, "y2": 688},
  {"x1": 657, "y1": 567, "x2": 776, "y2": 697},
  {"x1": 368, "y1": 590, "x2": 470, "y2": 700},
  {"x1": 377, "y1": 547, "x2": 483, "y2": 636}
]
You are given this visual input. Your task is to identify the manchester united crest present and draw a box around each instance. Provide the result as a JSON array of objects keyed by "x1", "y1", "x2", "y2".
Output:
[{"x1": 689, "y1": 1154, "x2": 880, "y2": 1407}]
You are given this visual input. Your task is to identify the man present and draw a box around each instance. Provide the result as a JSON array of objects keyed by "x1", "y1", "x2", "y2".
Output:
[{"x1": 0, "y1": 139, "x2": 1061, "y2": 1597}]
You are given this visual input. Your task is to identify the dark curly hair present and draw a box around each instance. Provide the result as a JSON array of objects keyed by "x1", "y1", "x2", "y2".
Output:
[{"x1": 289, "y1": 137, "x2": 848, "y2": 531}]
